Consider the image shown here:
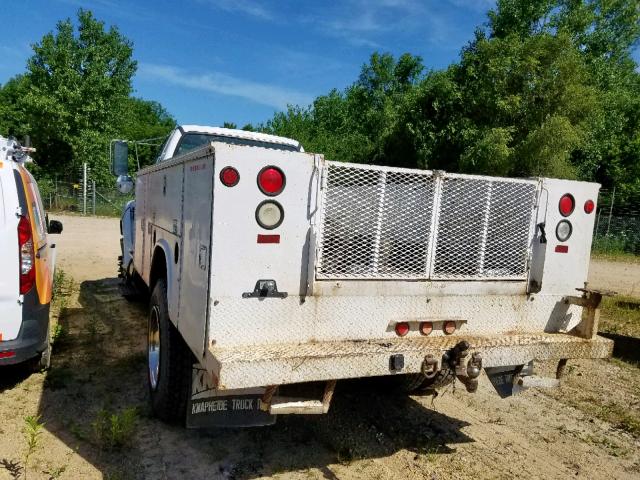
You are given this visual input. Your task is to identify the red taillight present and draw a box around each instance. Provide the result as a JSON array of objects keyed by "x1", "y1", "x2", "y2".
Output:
[
  {"x1": 443, "y1": 321, "x2": 456, "y2": 335},
  {"x1": 584, "y1": 199, "x2": 595, "y2": 214},
  {"x1": 0, "y1": 351, "x2": 16, "y2": 359},
  {"x1": 257, "y1": 166, "x2": 285, "y2": 196},
  {"x1": 220, "y1": 167, "x2": 240, "y2": 187},
  {"x1": 18, "y1": 215, "x2": 35, "y2": 295},
  {"x1": 559, "y1": 194, "x2": 575, "y2": 217},
  {"x1": 395, "y1": 322, "x2": 410, "y2": 337},
  {"x1": 419, "y1": 322, "x2": 433, "y2": 336}
]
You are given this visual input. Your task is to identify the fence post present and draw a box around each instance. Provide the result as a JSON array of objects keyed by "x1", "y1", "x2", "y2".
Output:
[
  {"x1": 92, "y1": 180, "x2": 96, "y2": 216},
  {"x1": 605, "y1": 186, "x2": 615, "y2": 237},
  {"x1": 83, "y1": 162, "x2": 88, "y2": 216}
]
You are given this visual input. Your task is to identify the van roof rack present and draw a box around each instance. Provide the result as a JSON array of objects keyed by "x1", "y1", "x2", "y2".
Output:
[{"x1": 0, "y1": 136, "x2": 35, "y2": 164}]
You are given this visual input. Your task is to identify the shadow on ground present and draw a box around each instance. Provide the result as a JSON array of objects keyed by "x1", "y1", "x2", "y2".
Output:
[
  {"x1": 599, "y1": 332, "x2": 640, "y2": 364},
  {"x1": 19, "y1": 277, "x2": 474, "y2": 479}
]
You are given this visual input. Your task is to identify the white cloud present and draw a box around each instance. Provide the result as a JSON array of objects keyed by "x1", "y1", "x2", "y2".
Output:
[
  {"x1": 306, "y1": 0, "x2": 456, "y2": 48},
  {"x1": 197, "y1": 0, "x2": 274, "y2": 20},
  {"x1": 138, "y1": 63, "x2": 313, "y2": 109}
]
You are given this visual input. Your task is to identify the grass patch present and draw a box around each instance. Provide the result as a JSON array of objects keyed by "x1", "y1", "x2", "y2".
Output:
[
  {"x1": 591, "y1": 251, "x2": 640, "y2": 263},
  {"x1": 92, "y1": 407, "x2": 138, "y2": 451},
  {"x1": 599, "y1": 295, "x2": 640, "y2": 338}
]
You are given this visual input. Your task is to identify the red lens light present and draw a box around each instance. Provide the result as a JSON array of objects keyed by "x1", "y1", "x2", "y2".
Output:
[
  {"x1": 258, "y1": 166, "x2": 285, "y2": 196},
  {"x1": 220, "y1": 167, "x2": 239, "y2": 187},
  {"x1": 0, "y1": 351, "x2": 16, "y2": 359},
  {"x1": 18, "y1": 215, "x2": 31, "y2": 245},
  {"x1": 419, "y1": 322, "x2": 433, "y2": 336},
  {"x1": 17, "y1": 215, "x2": 35, "y2": 295},
  {"x1": 584, "y1": 199, "x2": 595, "y2": 214},
  {"x1": 559, "y1": 194, "x2": 575, "y2": 217},
  {"x1": 443, "y1": 321, "x2": 456, "y2": 335},
  {"x1": 395, "y1": 322, "x2": 410, "y2": 337}
]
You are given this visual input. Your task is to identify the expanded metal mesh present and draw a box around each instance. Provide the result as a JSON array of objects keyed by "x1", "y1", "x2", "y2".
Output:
[
  {"x1": 432, "y1": 176, "x2": 537, "y2": 279},
  {"x1": 316, "y1": 164, "x2": 434, "y2": 279},
  {"x1": 316, "y1": 162, "x2": 538, "y2": 281}
]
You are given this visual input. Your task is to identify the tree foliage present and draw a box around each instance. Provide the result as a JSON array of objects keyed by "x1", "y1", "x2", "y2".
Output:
[
  {"x1": 263, "y1": 0, "x2": 640, "y2": 202},
  {"x1": 0, "y1": 9, "x2": 175, "y2": 185}
]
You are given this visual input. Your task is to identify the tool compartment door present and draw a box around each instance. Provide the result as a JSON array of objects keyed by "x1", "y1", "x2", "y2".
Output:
[{"x1": 178, "y1": 152, "x2": 215, "y2": 357}]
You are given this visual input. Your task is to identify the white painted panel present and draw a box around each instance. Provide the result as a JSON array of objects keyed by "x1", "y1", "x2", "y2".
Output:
[
  {"x1": 134, "y1": 175, "x2": 148, "y2": 282},
  {"x1": 0, "y1": 166, "x2": 21, "y2": 340},
  {"x1": 539, "y1": 178, "x2": 600, "y2": 294},
  {"x1": 178, "y1": 153, "x2": 215, "y2": 359}
]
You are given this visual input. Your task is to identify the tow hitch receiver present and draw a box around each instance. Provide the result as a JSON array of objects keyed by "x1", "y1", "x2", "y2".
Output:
[{"x1": 423, "y1": 341, "x2": 483, "y2": 393}]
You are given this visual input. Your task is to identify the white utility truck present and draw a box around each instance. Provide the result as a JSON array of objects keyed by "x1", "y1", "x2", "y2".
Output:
[{"x1": 114, "y1": 125, "x2": 612, "y2": 427}]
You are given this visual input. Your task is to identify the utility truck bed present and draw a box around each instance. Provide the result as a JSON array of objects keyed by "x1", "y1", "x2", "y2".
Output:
[{"x1": 119, "y1": 126, "x2": 612, "y2": 427}]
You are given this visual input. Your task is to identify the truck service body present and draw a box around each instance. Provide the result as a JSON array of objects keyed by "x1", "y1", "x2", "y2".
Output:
[
  {"x1": 121, "y1": 125, "x2": 612, "y2": 426},
  {"x1": 0, "y1": 136, "x2": 61, "y2": 368}
]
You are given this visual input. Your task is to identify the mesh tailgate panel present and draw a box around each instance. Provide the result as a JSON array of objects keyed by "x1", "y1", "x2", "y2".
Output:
[
  {"x1": 317, "y1": 163, "x2": 537, "y2": 281},
  {"x1": 432, "y1": 176, "x2": 537, "y2": 279},
  {"x1": 317, "y1": 164, "x2": 434, "y2": 279}
]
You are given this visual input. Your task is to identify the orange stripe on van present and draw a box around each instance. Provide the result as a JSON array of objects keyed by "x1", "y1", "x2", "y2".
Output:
[{"x1": 17, "y1": 166, "x2": 53, "y2": 305}]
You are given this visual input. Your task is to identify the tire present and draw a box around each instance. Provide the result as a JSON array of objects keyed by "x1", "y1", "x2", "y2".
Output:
[
  {"x1": 32, "y1": 326, "x2": 51, "y2": 373},
  {"x1": 148, "y1": 279, "x2": 194, "y2": 424},
  {"x1": 384, "y1": 373, "x2": 429, "y2": 394}
]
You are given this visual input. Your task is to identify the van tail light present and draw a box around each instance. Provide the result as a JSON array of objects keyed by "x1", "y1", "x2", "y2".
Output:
[{"x1": 18, "y1": 215, "x2": 35, "y2": 295}]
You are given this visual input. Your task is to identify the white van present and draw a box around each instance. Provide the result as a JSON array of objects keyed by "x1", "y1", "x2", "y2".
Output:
[{"x1": 0, "y1": 136, "x2": 62, "y2": 370}]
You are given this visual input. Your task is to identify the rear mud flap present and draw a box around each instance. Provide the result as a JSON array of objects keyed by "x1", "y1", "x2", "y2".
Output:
[
  {"x1": 485, "y1": 366, "x2": 523, "y2": 398},
  {"x1": 485, "y1": 363, "x2": 560, "y2": 398},
  {"x1": 186, "y1": 365, "x2": 277, "y2": 428}
]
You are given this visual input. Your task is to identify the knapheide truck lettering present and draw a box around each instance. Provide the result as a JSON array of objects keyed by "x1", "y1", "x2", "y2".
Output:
[{"x1": 114, "y1": 125, "x2": 613, "y2": 428}]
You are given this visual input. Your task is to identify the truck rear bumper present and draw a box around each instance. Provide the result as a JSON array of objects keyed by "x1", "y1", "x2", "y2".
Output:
[{"x1": 208, "y1": 333, "x2": 613, "y2": 390}]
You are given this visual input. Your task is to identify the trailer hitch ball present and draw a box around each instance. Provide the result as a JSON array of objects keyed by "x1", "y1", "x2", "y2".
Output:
[{"x1": 467, "y1": 353, "x2": 482, "y2": 379}]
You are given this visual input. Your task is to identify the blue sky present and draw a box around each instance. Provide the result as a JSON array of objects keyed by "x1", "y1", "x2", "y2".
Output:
[{"x1": 1, "y1": 0, "x2": 634, "y2": 128}]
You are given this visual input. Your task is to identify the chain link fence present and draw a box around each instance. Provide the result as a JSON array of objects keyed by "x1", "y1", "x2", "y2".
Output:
[
  {"x1": 40, "y1": 163, "x2": 133, "y2": 217},
  {"x1": 592, "y1": 189, "x2": 640, "y2": 256}
]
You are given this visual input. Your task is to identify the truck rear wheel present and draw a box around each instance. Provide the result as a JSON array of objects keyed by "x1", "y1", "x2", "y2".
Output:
[{"x1": 148, "y1": 279, "x2": 193, "y2": 424}]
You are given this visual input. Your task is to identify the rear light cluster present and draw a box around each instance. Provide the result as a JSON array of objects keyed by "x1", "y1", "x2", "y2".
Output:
[
  {"x1": 219, "y1": 164, "x2": 286, "y2": 231},
  {"x1": 256, "y1": 166, "x2": 285, "y2": 230},
  {"x1": 394, "y1": 321, "x2": 456, "y2": 337},
  {"x1": 554, "y1": 193, "x2": 594, "y2": 253},
  {"x1": 18, "y1": 215, "x2": 35, "y2": 294}
]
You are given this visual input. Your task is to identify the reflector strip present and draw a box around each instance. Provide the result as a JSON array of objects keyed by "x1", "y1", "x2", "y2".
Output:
[
  {"x1": 0, "y1": 351, "x2": 16, "y2": 359},
  {"x1": 257, "y1": 234, "x2": 280, "y2": 244},
  {"x1": 555, "y1": 245, "x2": 569, "y2": 253}
]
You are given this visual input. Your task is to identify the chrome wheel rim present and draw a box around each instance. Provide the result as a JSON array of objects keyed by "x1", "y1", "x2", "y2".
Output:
[{"x1": 148, "y1": 306, "x2": 161, "y2": 391}]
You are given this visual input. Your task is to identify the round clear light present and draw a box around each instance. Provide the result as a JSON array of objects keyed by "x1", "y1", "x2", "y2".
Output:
[
  {"x1": 256, "y1": 201, "x2": 284, "y2": 230},
  {"x1": 556, "y1": 220, "x2": 572, "y2": 242}
]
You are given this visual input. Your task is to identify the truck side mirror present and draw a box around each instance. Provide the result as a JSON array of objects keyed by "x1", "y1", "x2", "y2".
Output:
[
  {"x1": 117, "y1": 175, "x2": 134, "y2": 194},
  {"x1": 112, "y1": 140, "x2": 129, "y2": 176}
]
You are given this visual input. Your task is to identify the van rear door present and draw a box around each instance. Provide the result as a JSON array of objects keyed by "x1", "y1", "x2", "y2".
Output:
[{"x1": 0, "y1": 166, "x2": 22, "y2": 341}]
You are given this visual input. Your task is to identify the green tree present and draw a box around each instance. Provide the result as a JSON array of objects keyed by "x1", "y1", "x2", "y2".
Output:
[
  {"x1": 24, "y1": 9, "x2": 136, "y2": 185},
  {"x1": 119, "y1": 97, "x2": 176, "y2": 168}
]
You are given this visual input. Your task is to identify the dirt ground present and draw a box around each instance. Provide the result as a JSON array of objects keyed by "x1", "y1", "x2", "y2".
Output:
[{"x1": 1, "y1": 214, "x2": 638, "y2": 480}]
